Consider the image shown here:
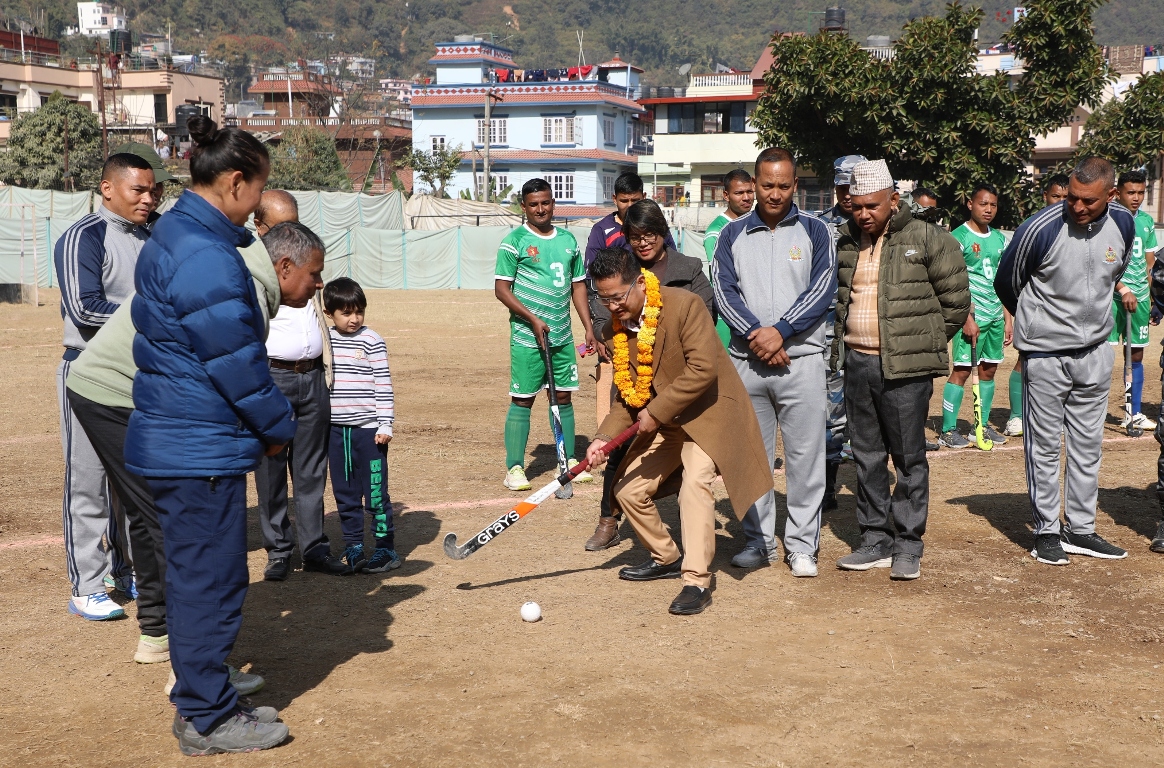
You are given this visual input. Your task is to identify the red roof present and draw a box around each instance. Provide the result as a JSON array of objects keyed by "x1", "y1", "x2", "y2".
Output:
[
  {"x1": 460, "y1": 148, "x2": 638, "y2": 164},
  {"x1": 249, "y1": 74, "x2": 342, "y2": 95},
  {"x1": 597, "y1": 55, "x2": 643, "y2": 73},
  {"x1": 413, "y1": 83, "x2": 642, "y2": 112}
]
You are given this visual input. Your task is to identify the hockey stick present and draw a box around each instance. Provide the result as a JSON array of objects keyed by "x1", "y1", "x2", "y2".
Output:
[
  {"x1": 1125, "y1": 310, "x2": 1143, "y2": 437},
  {"x1": 971, "y1": 339, "x2": 993, "y2": 451},
  {"x1": 443, "y1": 423, "x2": 640, "y2": 560},
  {"x1": 541, "y1": 331, "x2": 572, "y2": 499}
]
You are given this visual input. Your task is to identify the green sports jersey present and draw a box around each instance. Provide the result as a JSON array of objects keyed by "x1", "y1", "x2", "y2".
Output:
[
  {"x1": 495, "y1": 225, "x2": 584, "y2": 348},
  {"x1": 952, "y1": 223, "x2": 1007, "y2": 324},
  {"x1": 703, "y1": 213, "x2": 731, "y2": 263},
  {"x1": 1122, "y1": 209, "x2": 1158, "y2": 302}
]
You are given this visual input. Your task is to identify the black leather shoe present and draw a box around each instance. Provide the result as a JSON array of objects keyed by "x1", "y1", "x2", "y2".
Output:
[
  {"x1": 263, "y1": 558, "x2": 290, "y2": 582},
  {"x1": 303, "y1": 554, "x2": 353, "y2": 576},
  {"x1": 618, "y1": 558, "x2": 682, "y2": 581},
  {"x1": 669, "y1": 585, "x2": 712, "y2": 615}
]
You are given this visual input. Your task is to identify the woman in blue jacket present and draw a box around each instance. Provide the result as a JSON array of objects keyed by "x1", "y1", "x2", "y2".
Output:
[{"x1": 127, "y1": 116, "x2": 296, "y2": 756}]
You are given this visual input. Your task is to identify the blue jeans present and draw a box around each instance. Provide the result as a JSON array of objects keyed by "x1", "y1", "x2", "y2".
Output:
[{"x1": 150, "y1": 474, "x2": 248, "y2": 734}]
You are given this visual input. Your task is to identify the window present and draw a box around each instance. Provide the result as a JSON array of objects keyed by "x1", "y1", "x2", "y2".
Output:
[
  {"x1": 476, "y1": 118, "x2": 507, "y2": 146},
  {"x1": 153, "y1": 93, "x2": 167, "y2": 124},
  {"x1": 431, "y1": 135, "x2": 445, "y2": 153},
  {"x1": 542, "y1": 117, "x2": 581, "y2": 145},
  {"x1": 701, "y1": 175, "x2": 724, "y2": 204},
  {"x1": 601, "y1": 174, "x2": 615, "y2": 201},
  {"x1": 476, "y1": 173, "x2": 509, "y2": 199},
  {"x1": 795, "y1": 178, "x2": 830, "y2": 213},
  {"x1": 541, "y1": 173, "x2": 575, "y2": 200},
  {"x1": 666, "y1": 101, "x2": 749, "y2": 134},
  {"x1": 602, "y1": 117, "x2": 615, "y2": 145}
]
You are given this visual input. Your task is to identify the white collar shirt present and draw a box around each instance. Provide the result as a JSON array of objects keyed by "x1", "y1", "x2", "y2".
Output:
[{"x1": 265, "y1": 302, "x2": 324, "y2": 361}]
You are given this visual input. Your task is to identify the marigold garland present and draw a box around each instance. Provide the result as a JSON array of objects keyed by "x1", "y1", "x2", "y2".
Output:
[{"x1": 611, "y1": 268, "x2": 662, "y2": 408}]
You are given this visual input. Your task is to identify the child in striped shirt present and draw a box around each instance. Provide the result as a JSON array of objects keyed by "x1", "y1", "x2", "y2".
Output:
[{"x1": 323, "y1": 278, "x2": 400, "y2": 574}]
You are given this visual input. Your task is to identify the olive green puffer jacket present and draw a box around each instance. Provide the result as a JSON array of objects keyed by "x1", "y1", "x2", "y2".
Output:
[{"x1": 831, "y1": 205, "x2": 970, "y2": 379}]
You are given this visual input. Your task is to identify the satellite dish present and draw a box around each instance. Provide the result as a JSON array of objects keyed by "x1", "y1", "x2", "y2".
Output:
[{"x1": 678, "y1": 63, "x2": 692, "y2": 75}]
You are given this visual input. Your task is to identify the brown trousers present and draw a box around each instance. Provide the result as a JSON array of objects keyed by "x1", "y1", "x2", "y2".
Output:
[
  {"x1": 595, "y1": 361, "x2": 613, "y2": 425},
  {"x1": 613, "y1": 425, "x2": 717, "y2": 588}
]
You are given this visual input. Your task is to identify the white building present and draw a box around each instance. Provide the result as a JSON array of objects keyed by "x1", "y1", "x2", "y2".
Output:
[
  {"x1": 411, "y1": 37, "x2": 647, "y2": 214},
  {"x1": 379, "y1": 78, "x2": 413, "y2": 105},
  {"x1": 76, "y1": 2, "x2": 126, "y2": 37}
]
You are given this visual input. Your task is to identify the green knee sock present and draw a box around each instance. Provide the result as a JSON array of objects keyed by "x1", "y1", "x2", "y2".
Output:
[
  {"x1": 505, "y1": 403, "x2": 531, "y2": 469},
  {"x1": 1009, "y1": 369, "x2": 1023, "y2": 419},
  {"x1": 942, "y1": 382, "x2": 964, "y2": 432},
  {"x1": 557, "y1": 403, "x2": 576, "y2": 460},
  {"x1": 980, "y1": 379, "x2": 996, "y2": 425}
]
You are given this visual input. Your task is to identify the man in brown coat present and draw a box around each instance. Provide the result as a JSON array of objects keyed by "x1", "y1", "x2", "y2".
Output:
[{"x1": 585, "y1": 248, "x2": 774, "y2": 615}]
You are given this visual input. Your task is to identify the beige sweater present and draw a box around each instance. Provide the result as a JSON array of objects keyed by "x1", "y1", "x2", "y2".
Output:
[{"x1": 843, "y1": 229, "x2": 885, "y2": 355}]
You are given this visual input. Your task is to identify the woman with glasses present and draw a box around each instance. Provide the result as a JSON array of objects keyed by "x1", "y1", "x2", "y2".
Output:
[{"x1": 584, "y1": 198, "x2": 716, "y2": 552}]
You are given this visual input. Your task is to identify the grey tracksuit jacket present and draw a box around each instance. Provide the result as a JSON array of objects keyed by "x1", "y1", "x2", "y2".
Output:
[{"x1": 995, "y1": 201, "x2": 1136, "y2": 353}]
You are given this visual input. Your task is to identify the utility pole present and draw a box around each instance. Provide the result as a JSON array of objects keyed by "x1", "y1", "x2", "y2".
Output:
[
  {"x1": 483, "y1": 89, "x2": 503, "y2": 203},
  {"x1": 95, "y1": 38, "x2": 108, "y2": 159},
  {"x1": 62, "y1": 109, "x2": 70, "y2": 192}
]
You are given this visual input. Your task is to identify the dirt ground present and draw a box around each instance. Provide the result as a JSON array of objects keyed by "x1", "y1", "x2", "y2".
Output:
[{"x1": 3, "y1": 288, "x2": 1164, "y2": 767}]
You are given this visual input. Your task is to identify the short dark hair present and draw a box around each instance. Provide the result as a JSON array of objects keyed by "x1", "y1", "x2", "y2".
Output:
[
  {"x1": 724, "y1": 168, "x2": 753, "y2": 190},
  {"x1": 1071, "y1": 156, "x2": 1115, "y2": 189},
  {"x1": 590, "y1": 247, "x2": 640, "y2": 284},
  {"x1": 613, "y1": 171, "x2": 645, "y2": 197},
  {"x1": 970, "y1": 182, "x2": 998, "y2": 201},
  {"x1": 912, "y1": 186, "x2": 937, "y2": 203},
  {"x1": 1043, "y1": 173, "x2": 1070, "y2": 191},
  {"x1": 102, "y1": 152, "x2": 154, "y2": 181},
  {"x1": 755, "y1": 147, "x2": 795, "y2": 177},
  {"x1": 262, "y1": 221, "x2": 325, "y2": 267},
  {"x1": 522, "y1": 178, "x2": 553, "y2": 201},
  {"x1": 621, "y1": 199, "x2": 670, "y2": 239},
  {"x1": 323, "y1": 276, "x2": 367, "y2": 314},
  {"x1": 187, "y1": 115, "x2": 269, "y2": 186},
  {"x1": 1118, "y1": 169, "x2": 1148, "y2": 188}
]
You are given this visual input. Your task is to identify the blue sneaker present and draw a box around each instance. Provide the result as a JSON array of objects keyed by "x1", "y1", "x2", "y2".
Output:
[
  {"x1": 103, "y1": 574, "x2": 138, "y2": 600},
  {"x1": 68, "y1": 592, "x2": 127, "y2": 620},
  {"x1": 344, "y1": 544, "x2": 367, "y2": 572},
  {"x1": 363, "y1": 548, "x2": 401, "y2": 573}
]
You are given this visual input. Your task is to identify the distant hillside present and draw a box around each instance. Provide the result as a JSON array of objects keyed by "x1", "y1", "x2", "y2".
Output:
[{"x1": 7, "y1": 0, "x2": 1160, "y2": 85}]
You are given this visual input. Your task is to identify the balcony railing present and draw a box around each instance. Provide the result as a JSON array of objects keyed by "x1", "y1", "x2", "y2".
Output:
[
  {"x1": 227, "y1": 115, "x2": 411, "y2": 130},
  {"x1": 688, "y1": 73, "x2": 752, "y2": 88},
  {"x1": 860, "y1": 46, "x2": 896, "y2": 61}
]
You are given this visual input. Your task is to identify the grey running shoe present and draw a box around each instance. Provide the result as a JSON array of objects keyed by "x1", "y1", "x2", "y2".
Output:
[
  {"x1": 730, "y1": 546, "x2": 771, "y2": 569},
  {"x1": 1151, "y1": 521, "x2": 1164, "y2": 554},
  {"x1": 228, "y1": 666, "x2": 265, "y2": 695},
  {"x1": 983, "y1": 425, "x2": 1008, "y2": 445},
  {"x1": 1060, "y1": 530, "x2": 1127, "y2": 559},
  {"x1": 938, "y1": 429, "x2": 972, "y2": 449},
  {"x1": 172, "y1": 707, "x2": 279, "y2": 738},
  {"x1": 836, "y1": 545, "x2": 892, "y2": 571},
  {"x1": 174, "y1": 711, "x2": 289, "y2": 756},
  {"x1": 890, "y1": 553, "x2": 921, "y2": 580},
  {"x1": 925, "y1": 440, "x2": 940, "y2": 452},
  {"x1": 1030, "y1": 533, "x2": 1069, "y2": 565}
]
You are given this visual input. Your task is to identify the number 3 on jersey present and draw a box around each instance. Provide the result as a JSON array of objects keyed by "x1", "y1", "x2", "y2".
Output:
[{"x1": 550, "y1": 262, "x2": 566, "y2": 288}]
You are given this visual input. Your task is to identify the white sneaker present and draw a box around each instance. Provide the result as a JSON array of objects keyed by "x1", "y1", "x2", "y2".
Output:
[
  {"x1": 568, "y1": 459, "x2": 594, "y2": 484},
  {"x1": 503, "y1": 465, "x2": 531, "y2": 491},
  {"x1": 68, "y1": 592, "x2": 126, "y2": 621},
  {"x1": 1124, "y1": 413, "x2": 1158, "y2": 430},
  {"x1": 1004, "y1": 416, "x2": 1023, "y2": 437},
  {"x1": 788, "y1": 552, "x2": 818, "y2": 578},
  {"x1": 135, "y1": 634, "x2": 170, "y2": 663}
]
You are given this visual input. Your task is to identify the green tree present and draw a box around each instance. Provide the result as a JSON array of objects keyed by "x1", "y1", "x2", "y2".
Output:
[
  {"x1": 266, "y1": 126, "x2": 351, "y2": 190},
  {"x1": 751, "y1": 0, "x2": 1113, "y2": 226},
  {"x1": 403, "y1": 143, "x2": 463, "y2": 197},
  {"x1": 1075, "y1": 72, "x2": 1164, "y2": 170},
  {"x1": 0, "y1": 93, "x2": 103, "y2": 190}
]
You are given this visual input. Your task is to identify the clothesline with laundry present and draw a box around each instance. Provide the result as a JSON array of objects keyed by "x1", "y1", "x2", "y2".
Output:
[{"x1": 490, "y1": 65, "x2": 597, "y2": 83}]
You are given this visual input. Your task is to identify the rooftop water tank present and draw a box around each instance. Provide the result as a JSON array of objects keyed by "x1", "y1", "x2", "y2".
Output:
[
  {"x1": 823, "y1": 7, "x2": 846, "y2": 31},
  {"x1": 866, "y1": 35, "x2": 892, "y2": 47}
]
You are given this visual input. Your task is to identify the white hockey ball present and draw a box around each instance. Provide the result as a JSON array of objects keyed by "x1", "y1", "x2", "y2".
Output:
[{"x1": 520, "y1": 601, "x2": 541, "y2": 622}]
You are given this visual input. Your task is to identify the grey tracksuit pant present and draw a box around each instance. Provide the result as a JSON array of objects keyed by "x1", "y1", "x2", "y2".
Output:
[
  {"x1": 1022, "y1": 343, "x2": 1113, "y2": 536},
  {"x1": 255, "y1": 365, "x2": 331, "y2": 562},
  {"x1": 844, "y1": 351, "x2": 932, "y2": 557},
  {"x1": 733, "y1": 353, "x2": 825, "y2": 556},
  {"x1": 57, "y1": 359, "x2": 132, "y2": 597}
]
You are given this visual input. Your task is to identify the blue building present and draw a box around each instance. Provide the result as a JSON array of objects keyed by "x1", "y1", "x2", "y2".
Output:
[{"x1": 411, "y1": 37, "x2": 649, "y2": 215}]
